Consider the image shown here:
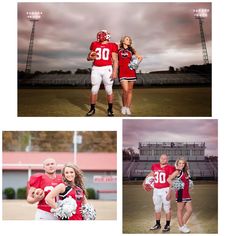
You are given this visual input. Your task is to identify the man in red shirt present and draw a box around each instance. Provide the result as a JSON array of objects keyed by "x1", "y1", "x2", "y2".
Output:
[
  {"x1": 143, "y1": 154, "x2": 175, "y2": 232},
  {"x1": 27, "y1": 158, "x2": 62, "y2": 220},
  {"x1": 86, "y1": 30, "x2": 118, "y2": 116}
]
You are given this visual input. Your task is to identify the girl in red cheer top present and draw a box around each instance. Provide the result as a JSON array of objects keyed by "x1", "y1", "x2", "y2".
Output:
[
  {"x1": 118, "y1": 36, "x2": 143, "y2": 115},
  {"x1": 167, "y1": 158, "x2": 193, "y2": 233},
  {"x1": 46, "y1": 163, "x2": 87, "y2": 220}
]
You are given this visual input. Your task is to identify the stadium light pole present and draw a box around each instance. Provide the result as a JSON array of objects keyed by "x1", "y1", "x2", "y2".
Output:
[
  {"x1": 25, "y1": 11, "x2": 42, "y2": 73},
  {"x1": 193, "y1": 8, "x2": 210, "y2": 64},
  {"x1": 25, "y1": 134, "x2": 32, "y2": 152},
  {"x1": 73, "y1": 131, "x2": 82, "y2": 164}
]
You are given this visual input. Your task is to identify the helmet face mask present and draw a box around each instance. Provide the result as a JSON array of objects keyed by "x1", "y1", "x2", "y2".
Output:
[{"x1": 97, "y1": 30, "x2": 110, "y2": 42}]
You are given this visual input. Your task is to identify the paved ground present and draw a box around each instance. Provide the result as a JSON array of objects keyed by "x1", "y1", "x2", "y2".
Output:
[
  {"x1": 2, "y1": 199, "x2": 116, "y2": 220},
  {"x1": 18, "y1": 87, "x2": 211, "y2": 117},
  {"x1": 123, "y1": 182, "x2": 218, "y2": 234}
]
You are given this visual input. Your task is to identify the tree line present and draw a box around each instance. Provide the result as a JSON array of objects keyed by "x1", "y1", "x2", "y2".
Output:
[
  {"x1": 3, "y1": 131, "x2": 116, "y2": 152},
  {"x1": 150, "y1": 63, "x2": 212, "y2": 75}
]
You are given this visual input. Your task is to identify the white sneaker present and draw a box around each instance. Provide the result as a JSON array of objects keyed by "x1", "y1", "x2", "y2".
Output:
[
  {"x1": 121, "y1": 107, "x2": 126, "y2": 115},
  {"x1": 184, "y1": 225, "x2": 191, "y2": 233},
  {"x1": 126, "y1": 107, "x2": 131, "y2": 115},
  {"x1": 179, "y1": 225, "x2": 190, "y2": 233}
]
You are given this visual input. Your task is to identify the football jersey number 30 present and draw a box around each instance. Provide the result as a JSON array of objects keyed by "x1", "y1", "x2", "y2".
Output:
[
  {"x1": 154, "y1": 172, "x2": 166, "y2": 184},
  {"x1": 95, "y1": 48, "x2": 110, "y2": 60}
]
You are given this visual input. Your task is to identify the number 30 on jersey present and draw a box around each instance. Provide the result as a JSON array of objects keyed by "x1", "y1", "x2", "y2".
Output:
[
  {"x1": 154, "y1": 172, "x2": 166, "y2": 184},
  {"x1": 95, "y1": 48, "x2": 110, "y2": 60}
]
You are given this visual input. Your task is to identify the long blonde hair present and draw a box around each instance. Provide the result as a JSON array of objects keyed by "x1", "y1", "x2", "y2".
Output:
[
  {"x1": 119, "y1": 35, "x2": 136, "y2": 54},
  {"x1": 62, "y1": 163, "x2": 86, "y2": 194},
  {"x1": 175, "y1": 157, "x2": 190, "y2": 178}
]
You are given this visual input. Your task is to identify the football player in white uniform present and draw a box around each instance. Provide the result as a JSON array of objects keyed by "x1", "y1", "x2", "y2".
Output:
[
  {"x1": 143, "y1": 154, "x2": 175, "y2": 232},
  {"x1": 86, "y1": 30, "x2": 118, "y2": 116}
]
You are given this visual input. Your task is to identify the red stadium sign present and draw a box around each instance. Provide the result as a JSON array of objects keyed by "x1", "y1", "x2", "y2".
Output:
[{"x1": 93, "y1": 175, "x2": 117, "y2": 183}]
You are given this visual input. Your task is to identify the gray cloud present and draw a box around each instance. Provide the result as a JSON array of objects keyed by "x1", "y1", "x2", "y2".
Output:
[
  {"x1": 123, "y1": 119, "x2": 218, "y2": 156},
  {"x1": 18, "y1": 2, "x2": 212, "y2": 72}
]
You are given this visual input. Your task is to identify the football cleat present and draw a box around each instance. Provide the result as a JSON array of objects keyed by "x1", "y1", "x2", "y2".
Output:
[
  {"x1": 107, "y1": 109, "x2": 114, "y2": 117},
  {"x1": 162, "y1": 224, "x2": 170, "y2": 232},
  {"x1": 86, "y1": 108, "x2": 95, "y2": 116},
  {"x1": 150, "y1": 223, "x2": 161, "y2": 230}
]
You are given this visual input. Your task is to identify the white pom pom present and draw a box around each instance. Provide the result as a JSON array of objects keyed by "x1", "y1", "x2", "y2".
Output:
[
  {"x1": 81, "y1": 203, "x2": 96, "y2": 220},
  {"x1": 171, "y1": 178, "x2": 185, "y2": 190},
  {"x1": 189, "y1": 179, "x2": 194, "y2": 189},
  {"x1": 128, "y1": 55, "x2": 140, "y2": 70},
  {"x1": 51, "y1": 196, "x2": 77, "y2": 219}
]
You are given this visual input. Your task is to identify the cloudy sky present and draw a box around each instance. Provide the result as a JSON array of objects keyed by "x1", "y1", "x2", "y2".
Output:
[
  {"x1": 123, "y1": 119, "x2": 218, "y2": 156},
  {"x1": 18, "y1": 2, "x2": 212, "y2": 73}
]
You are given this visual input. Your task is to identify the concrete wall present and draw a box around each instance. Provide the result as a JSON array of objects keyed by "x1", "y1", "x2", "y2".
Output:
[
  {"x1": 2, "y1": 170, "x2": 27, "y2": 191},
  {"x1": 2, "y1": 170, "x2": 117, "y2": 200}
]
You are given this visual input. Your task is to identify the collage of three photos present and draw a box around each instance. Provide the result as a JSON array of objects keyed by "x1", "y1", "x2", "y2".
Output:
[{"x1": 2, "y1": 1, "x2": 217, "y2": 235}]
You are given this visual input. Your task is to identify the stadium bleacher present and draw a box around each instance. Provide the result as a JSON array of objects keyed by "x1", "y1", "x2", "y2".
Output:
[
  {"x1": 19, "y1": 73, "x2": 211, "y2": 87},
  {"x1": 123, "y1": 160, "x2": 218, "y2": 180},
  {"x1": 20, "y1": 74, "x2": 91, "y2": 87}
]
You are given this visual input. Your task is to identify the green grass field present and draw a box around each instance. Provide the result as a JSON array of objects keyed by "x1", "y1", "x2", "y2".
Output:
[
  {"x1": 18, "y1": 87, "x2": 211, "y2": 117},
  {"x1": 123, "y1": 182, "x2": 218, "y2": 234}
]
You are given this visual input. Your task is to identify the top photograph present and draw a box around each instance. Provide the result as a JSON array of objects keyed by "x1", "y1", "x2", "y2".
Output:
[{"x1": 17, "y1": 2, "x2": 212, "y2": 117}]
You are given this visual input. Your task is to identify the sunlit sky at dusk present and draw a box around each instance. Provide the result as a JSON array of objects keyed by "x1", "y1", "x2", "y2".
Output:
[
  {"x1": 18, "y1": 2, "x2": 211, "y2": 73},
  {"x1": 123, "y1": 119, "x2": 217, "y2": 156}
]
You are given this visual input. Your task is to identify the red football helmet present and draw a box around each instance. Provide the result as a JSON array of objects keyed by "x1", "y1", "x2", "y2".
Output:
[
  {"x1": 97, "y1": 30, "x2": 111, "y2": 42},
  {"x1": 143, "y1": 176, "x2": 155, "y2": 192}
]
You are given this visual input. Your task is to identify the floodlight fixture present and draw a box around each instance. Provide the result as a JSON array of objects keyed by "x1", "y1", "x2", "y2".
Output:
[
  {"x1": 193, "y1": 8, "x2": 209, "y2": 19},
  {"x1": 193, "y1": 8, "x2": 210, "y2": 64},
  {"x1": 26, "y1": 11, "x2": 43, "y2": 21},
  {"x1": 25, "y1": 11, "x2": 43, "y2": 73}
]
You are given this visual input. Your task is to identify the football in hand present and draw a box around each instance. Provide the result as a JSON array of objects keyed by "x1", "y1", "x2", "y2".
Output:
[
  {"x1": 34, "y1": 188, "x2": 45, "y2": 199},
  {"x1": 90, "y1": 51, "x2": 97, "y2": 59}
]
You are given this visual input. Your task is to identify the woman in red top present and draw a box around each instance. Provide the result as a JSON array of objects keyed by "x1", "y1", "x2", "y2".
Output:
[
  {"x1": 118, "y1": 36, "x2": 142, "y2": 115},
  {"x1": 167, "y1": 158, "x2": 192, "y2": 233},
  {"x1": 46, "y1": 163, "x2": 87, "y2": 220}
]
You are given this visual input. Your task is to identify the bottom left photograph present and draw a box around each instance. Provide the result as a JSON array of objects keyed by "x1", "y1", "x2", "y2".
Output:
[{"x1": 2, "y1": 131, "x2": 117, "y2": 220}]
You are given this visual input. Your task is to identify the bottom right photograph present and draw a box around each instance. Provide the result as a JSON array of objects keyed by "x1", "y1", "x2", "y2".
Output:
[{"x1": 123, "y1": 119, "x2": 218, "y2": 234}]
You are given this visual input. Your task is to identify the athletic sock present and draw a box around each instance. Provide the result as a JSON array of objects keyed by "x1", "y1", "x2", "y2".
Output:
[
  {"x1": 90, "y1": 104, "x2": 95, "y2": 110},
  {"x1": 156, "y1": 220, "x2": 160, "y2": 225},
  {"x1": 108, "y1": 103, "x2": 113, "y2": 111},
  {"x1": 165, "y1": 220, "x2": 170, "y2": 226}
]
